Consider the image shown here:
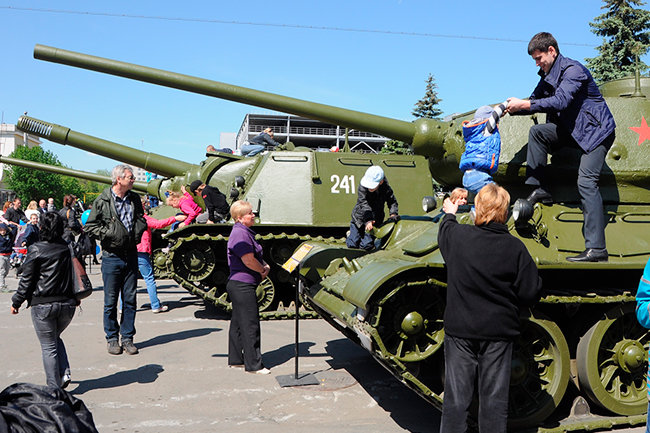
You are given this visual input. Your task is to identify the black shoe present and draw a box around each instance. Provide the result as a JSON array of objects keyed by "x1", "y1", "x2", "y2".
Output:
[
  {"x1": 566, "y1": 248, "x2": 608, "y2": 262},
  {"x1": 107, "y1": 340, "x2": 123, "y2": 355},
  {"x1": 122, "y1": 339, "x2": 139, "y2": 355},
  {"x1": 527, "y1": 188, "x2": 553, "y2": 205}
]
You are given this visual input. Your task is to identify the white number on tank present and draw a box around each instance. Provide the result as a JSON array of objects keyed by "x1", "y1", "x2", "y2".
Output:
[{"x1": 330, "y1": 174, "x2": 356, "y2": 194}]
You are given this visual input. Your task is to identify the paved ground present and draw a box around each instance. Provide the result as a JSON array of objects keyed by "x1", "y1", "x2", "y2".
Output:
[{"x1": 0, "y1": 264, "x2": 646, "y2": 433}]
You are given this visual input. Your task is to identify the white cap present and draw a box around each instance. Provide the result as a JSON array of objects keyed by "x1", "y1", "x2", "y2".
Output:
[{"x1": 360, "y1": 166, "x2": 385, "y2": 189}]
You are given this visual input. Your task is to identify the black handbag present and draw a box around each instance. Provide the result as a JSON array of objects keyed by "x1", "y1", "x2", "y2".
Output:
[{"x1": 68, "y1": 244, "x2": 93, "y2": 300}]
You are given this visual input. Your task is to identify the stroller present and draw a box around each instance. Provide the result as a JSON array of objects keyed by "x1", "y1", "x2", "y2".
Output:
[{"x1": 9, "y1": 226, "x2": 27, "y2": 277}]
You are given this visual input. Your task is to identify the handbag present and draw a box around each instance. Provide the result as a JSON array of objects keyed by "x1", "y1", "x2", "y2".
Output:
[{"x1": 68, "y1": 244, "x2": 93, "y2": 300}]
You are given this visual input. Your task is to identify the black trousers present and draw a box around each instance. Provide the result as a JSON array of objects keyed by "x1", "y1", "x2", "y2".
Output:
[
  {"x1": 440, "y1": 335, "x2": 513, "y2": 433},
  {"x1": 226, "y1": 279, "x2": 263, "y2": 371},
  {"x1": 526, "y1": 123, "x2": 614, "y2": 249}
]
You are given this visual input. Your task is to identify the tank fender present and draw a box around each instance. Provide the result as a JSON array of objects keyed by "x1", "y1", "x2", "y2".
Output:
[
  {"x1": 343, "y1": 261, "x2": 443, "y2": 309},
  {"x1": 296, "y1": 241, "x2": 367, "y2": 285}
]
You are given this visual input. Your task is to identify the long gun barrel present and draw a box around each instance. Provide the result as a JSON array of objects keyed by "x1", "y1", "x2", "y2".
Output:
[
  {"x1": 33, "y1": 44, "x2": 447, "y2": 158},
  {"x1": 16, "y1": 115, "x2": 195, "y2": 178},
  {"x1": 0, "y1": 155, "x2": 153, "y2": 195}
]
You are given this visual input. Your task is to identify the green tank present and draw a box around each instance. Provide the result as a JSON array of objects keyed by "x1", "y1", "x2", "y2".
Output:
[
  {"x1": 26, "y1": 44, "x2": 650, "y2": 429},
  {"x1": 14, "y1": 115, "x2": 434, "y2": 319}
]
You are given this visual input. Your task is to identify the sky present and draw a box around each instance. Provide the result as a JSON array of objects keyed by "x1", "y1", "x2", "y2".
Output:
[{"x1": 1, "y1": 1, "x2": 648, "y2": 173}]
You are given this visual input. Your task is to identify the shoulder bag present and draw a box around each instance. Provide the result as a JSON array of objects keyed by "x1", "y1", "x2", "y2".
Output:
[{"x1": 68, "y1": 243, "x2": 93, "y2": 300}]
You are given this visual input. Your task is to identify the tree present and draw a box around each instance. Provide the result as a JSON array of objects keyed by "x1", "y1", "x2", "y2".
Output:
[
  {"x1": 585, "y1": 0, "x2": 650, "y2": 82},
  {"x1": 412, "y1": 73, "x2": 443, "y2": 120},
  {"x1": 380, "y1": 140, "x2": 413, "y2": 155},
  {"x1": 5, "y1": 146, "x2": 83, "y2": 207}
]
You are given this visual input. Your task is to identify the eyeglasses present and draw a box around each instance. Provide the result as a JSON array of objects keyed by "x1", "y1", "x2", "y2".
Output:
[{"x1": 123, "y1": 175, "x2": 136, "y2": 180}]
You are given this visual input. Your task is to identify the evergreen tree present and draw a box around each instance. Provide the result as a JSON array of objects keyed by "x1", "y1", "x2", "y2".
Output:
[
  {"x1": 380, "y1": 140, "x2": 413, "y2": 155},
  {"x1": 585, "y1": 0, "x2": 650, "y2": 82},
  {"x1": 412, "y1": 74, "x2": 443, "y2": 119}
]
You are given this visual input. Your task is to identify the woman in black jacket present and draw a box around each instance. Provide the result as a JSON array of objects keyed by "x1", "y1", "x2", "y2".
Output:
[
  {"x1": 11, "y1": 212, "x2": 78, "y2": 389},
  {"x1": 59, "y1": 194, "x2": 81, "y2": 244}
]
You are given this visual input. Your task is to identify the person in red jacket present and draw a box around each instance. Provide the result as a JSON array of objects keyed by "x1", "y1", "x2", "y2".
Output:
[{"x1": 137, "y1": 212, "x2": 186, "y2": 313}]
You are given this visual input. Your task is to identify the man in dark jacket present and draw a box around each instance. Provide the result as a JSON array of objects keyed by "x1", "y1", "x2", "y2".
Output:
[
  {"x1": 438, "y1": 183, "x2": 542, "y2": 433},
  {"x1": 189, "y1": 180, "x2": 230, "y2": 223},
  {"x1": 507, "y1": 32, "x2": 616, "y2": 262},
  {"x1": 346, "y1": 165, "x2": 399, "y2": 250},
  {"x1": 85, "y1": 164, "x2": 146, "y2": 356}
]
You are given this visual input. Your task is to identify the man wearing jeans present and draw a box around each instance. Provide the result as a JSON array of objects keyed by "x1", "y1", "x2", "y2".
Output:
[
  {"x1": 86, "y1": 164, "x2": 146, "y2": 355},
  {"x1": 507, "y1": 32, "x2": 616, "y2": 262}
]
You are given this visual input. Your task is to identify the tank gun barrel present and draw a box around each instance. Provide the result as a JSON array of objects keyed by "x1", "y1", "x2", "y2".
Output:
[
  {"x1": 16, "y1": 115, "x2": 195, "y2": 178},
  {"x1": 0, "y1": 155, "x2": 152, "y2": 195},
  {"x1": 33, "y1": 44, "x2": 447, "y2": 155}
]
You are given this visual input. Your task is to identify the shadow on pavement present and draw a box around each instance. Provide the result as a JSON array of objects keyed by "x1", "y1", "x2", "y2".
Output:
[
  {"x1": 71, "y1": 364, "x2": 164, "y2": 395},
  {"x1": 219, "y1": 341, "x2": 320, "y2": 368},
  {"x1": 137, "y1": 328, "x2": 221, "y2": 349},
  {"x1": 324, "y1": 338, "x2": 440, "y2": 433}
]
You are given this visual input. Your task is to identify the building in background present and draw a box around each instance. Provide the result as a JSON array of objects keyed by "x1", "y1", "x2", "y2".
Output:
[
  {"x1": 233, "y1": 113, "x2": 389, "y2": 154},
  {"x1": 0, "y1": 123, "x2": 42, "y2": 202}
]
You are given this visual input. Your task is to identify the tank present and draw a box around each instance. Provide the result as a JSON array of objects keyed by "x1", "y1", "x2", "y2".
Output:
[
  {"x1": 25, "y1": 45, "x2": 650, "y2": 429},
  {"x1": 14, "y1": 115, "x2": 435, "y2": 319}
]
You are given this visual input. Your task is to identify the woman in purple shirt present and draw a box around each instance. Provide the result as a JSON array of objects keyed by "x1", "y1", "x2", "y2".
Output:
[{"x1": 226, "y1": 200, "x2": 271, "y2": 374}]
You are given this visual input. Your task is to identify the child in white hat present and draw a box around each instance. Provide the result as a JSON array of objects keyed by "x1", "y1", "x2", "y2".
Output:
[{"x1": 346, "y1": 166, "x2": 399, "y2": 250}]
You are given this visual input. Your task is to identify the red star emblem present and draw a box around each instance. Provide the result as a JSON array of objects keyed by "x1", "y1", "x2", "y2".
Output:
[{"x1": 629, "y1": 116, "x2": 650, "y2": 146}]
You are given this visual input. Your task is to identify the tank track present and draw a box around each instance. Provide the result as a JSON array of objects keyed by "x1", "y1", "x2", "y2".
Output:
[
  {"x1": 162, "y1": 231, "x2": 344, "y2": 320},
  {"x1": 303, "y1": 272, "x2": 647, "y2": 433}
]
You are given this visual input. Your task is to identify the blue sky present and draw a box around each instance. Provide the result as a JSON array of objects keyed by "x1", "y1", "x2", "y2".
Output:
[{"x1": 1, "y1": 1, "x2": 648, "y2": 172}]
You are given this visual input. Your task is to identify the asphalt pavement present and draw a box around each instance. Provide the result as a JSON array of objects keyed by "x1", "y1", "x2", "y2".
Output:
[{"x1": 0, "y1": 264, "x2": 646, "y2": 433}]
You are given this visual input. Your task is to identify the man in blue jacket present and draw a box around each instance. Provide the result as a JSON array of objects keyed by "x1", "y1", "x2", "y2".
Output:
[{"x1": 507, "y1": 32, "x2": 616, "y2": 263}]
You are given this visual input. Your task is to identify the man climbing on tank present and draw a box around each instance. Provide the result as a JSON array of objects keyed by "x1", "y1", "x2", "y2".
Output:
[
  {"x1": 241, "y1": 127, "x2": 282, "y2": 157},
  {"x1": 507, "y1": 32, "x2": 616, "y2": 263},
  {"x1": 346, "y1": 165, "x2": 399, "y2": 251}
]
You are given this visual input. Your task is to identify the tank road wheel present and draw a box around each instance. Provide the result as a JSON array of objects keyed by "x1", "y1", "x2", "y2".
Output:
[
  {"x1": 255, "y1": 277, "x2": 275, "y2": 312},
  {"x1": 372, "y1": 281, "x2": 445, "y2": 363},
  {"x1": 508, "y1": 314, "x2": 570, "y2": 430},
  {"x1": 170, "y1": 240, "x2": 215, "y2": 283},
  {"x1": 576, "y1": 303, "x2": 649, "y2": 415},
  {"x1": 151, "y1": 248, "x2": 170, "y2": 278}
]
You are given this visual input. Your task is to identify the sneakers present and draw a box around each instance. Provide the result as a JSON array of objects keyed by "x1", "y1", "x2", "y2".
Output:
[
  {"x1": 61, "y1": 373, "x2": 71, "y2": 389},
  {"x1": 249, "y1": 367, "x2": 271, "y2": 375},
  {"x1": 152, "y1": 305, "x2": 169, "y2": 314},
  {"x1": 107, "y1": 340, "x2": 123, "y2": 355},
  {"x1": 122, "y1": 339, "x2": 139, "y2": 355},
  {"x1": 228, "y1": 364, "x2": 245, "y2": 369}
]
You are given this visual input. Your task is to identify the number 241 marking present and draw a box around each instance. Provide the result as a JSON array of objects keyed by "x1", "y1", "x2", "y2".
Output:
[{"x1": 330, "y1": 175, "x2": 356, "y2": 194}]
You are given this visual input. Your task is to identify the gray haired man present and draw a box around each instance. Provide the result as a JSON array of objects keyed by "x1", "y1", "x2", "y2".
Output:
[{"x1": 85, "y1": 164, "x2": 146, "y2": 355}]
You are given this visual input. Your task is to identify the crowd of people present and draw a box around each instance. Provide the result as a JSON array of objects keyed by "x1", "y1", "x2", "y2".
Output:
[{"x1": 4, "y1": 30, "x2": 650, "y2": 433}]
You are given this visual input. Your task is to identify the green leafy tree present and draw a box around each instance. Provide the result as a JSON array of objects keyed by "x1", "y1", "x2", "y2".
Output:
[
  {"x1": 586, "y1": 0, "x2": 650, "y2": 82},
  {"x1": 412, "y1": 73, "x2": 443, "y2": 120},
  {"x1": 5, "y1": 146, "x2": 83, "y2": 207},
  {"x1": 380, "y1": 139, "x2": 413, "y2": 155}
]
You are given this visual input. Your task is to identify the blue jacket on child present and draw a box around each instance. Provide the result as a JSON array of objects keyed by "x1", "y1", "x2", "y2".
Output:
[{"x1": 459, "y1": 120, "x2": 501, "y2": 175}]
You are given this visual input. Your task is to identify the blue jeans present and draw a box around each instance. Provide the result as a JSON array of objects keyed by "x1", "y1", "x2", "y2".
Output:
[
  {"x1": 138, "y1": 252, "x2": 161, "y2": 310},
  {"x1": 31, "y1": 301, "x2": 76, "y2": 388},
  {"x1": 462, "y1": 170, "x2": 493, "y2": 194},
  {"x1": 241, "y1": 144, "x2": 265, "y2": 156},
  {"x1": 102, "y1": 252, "x2": 138, "y2": 342},
  {"x1": 346, "y1": 222, "x2": 375, "y2": 250}
]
